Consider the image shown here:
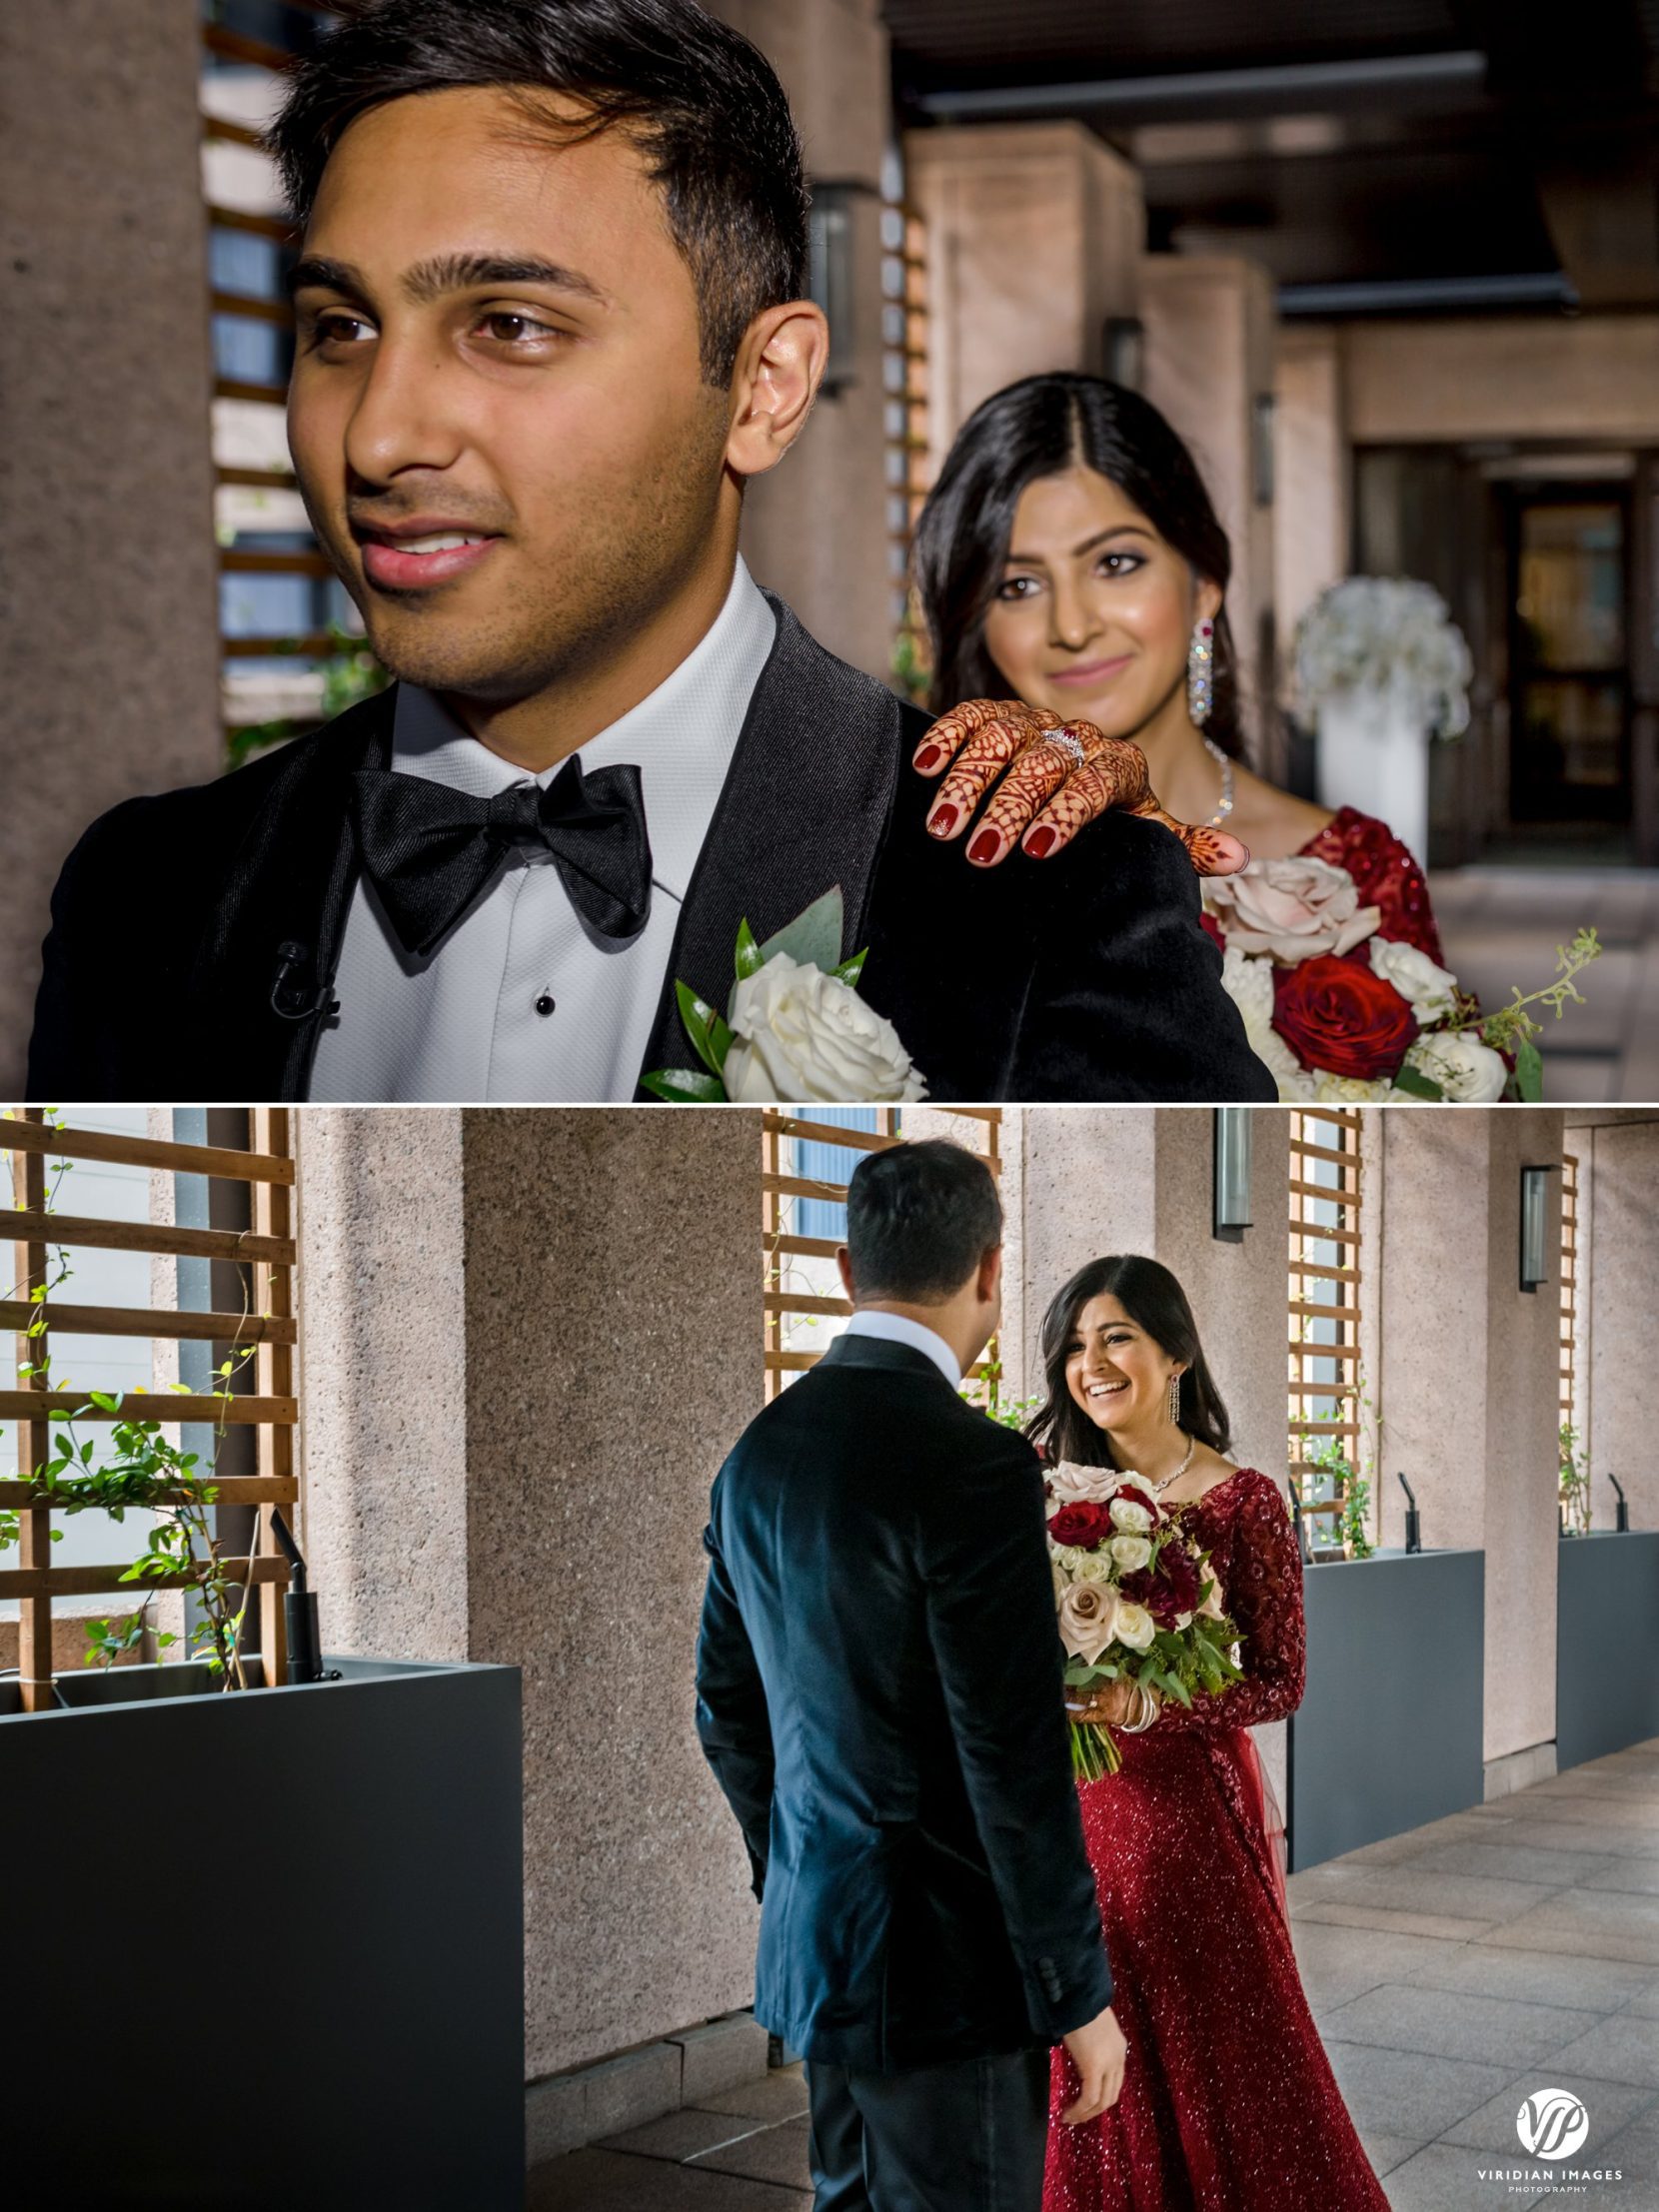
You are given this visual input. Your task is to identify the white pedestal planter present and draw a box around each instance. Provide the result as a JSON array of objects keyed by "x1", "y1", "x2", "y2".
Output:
[{"x1": 1314, "y1": 681, "x2": 1432, "y2": 870}]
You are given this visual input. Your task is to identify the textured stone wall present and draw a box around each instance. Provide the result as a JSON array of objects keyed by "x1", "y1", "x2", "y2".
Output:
[
  {"x1": 1377, "y1": 1110, "x2": 1564, "y2": 1764},
  {"x1": 0, "y1": 0, "x2": 222, "y2": 1091},
  {"x1": 1578, "y1": 1118, "x2": 1659, "y2": 1535},
  {"x1": 295, "y1": 1111, "x2": 471, "y2": 1664},
  {"x1": 459, "y1": 1109, "x2": 764, "y2": 2079}
]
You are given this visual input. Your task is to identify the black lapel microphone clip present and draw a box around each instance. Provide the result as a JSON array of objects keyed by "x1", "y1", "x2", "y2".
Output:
[{"x1": 269, "y1": 939, "x2": 339, "y2": 1022}]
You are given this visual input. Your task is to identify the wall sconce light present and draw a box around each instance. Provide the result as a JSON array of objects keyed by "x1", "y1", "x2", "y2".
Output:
[
  {"x1": 807, "y1": 181, "x2": 864, "y2": 396},
  {"x1": 1103, "y1": 315, "x2": 1145, "y2": 390},
  {"x1": 1518, "y1": 1163, "x2": 1559, "y2": 1292},
  {"x1": 1212, "y1": 1109, "x2": 1253, "y2": 1242}
]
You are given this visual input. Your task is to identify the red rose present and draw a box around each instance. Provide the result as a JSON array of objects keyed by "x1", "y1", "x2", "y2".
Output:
[
  {"x1": 1272, "y1": 953, "x2": 1418, "y2": 1080},
  {"x1": 1049, "y1": 1502, "x2": 1113, "y2": 1551}
]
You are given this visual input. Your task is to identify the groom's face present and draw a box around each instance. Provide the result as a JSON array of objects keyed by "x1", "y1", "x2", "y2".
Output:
[{"x1": 287, "y1": 86, "x2": 734, "y2": 701}]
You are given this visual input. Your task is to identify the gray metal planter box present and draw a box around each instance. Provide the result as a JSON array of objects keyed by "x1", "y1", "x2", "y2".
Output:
[
  {"x1": 1288, "y1": 1547, "x2": 1485, "y2": 1871},
  {"x1": 1557, "y1": 1529, "x2": 1659, "y2": 1771},
  {"x1": 0, "y1": 1653, "x2": 524, "y2": 2212}
]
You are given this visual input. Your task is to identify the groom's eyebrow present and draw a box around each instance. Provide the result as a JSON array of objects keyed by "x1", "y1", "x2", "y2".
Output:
[{"x1": 286, "y1": 252, "x2": 611, "y2": 306}]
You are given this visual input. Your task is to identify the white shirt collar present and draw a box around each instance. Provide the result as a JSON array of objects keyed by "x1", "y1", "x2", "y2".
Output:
[
  {"x1": 842, "y1": 1310, "x2": 964, "y2": 1389},
  {"x1": 386, "y1": 554, "x2": 778, "y2": 902}
]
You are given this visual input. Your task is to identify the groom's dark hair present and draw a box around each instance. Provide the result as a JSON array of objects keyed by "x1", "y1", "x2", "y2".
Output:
[
  {"x1": 266, "y1": 0, "x2": 810, "y2": 385},
  {"x1": 844, "y1": 1141, "x2": 1002, "y2": 1305}
]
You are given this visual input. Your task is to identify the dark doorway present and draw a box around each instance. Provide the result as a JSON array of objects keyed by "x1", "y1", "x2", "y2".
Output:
[{"x1": 1504, "y1": 488, "x2": 1631, "y2": 847}]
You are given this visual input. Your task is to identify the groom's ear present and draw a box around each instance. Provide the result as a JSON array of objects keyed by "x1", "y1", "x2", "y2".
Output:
[
  {"x1": 978, "y1": 1244, "x2": 1004, "y2": 1304},
  {"x1": 724, "y1": 299, "x2": 830, "y2": 480},
  {"x1": 835, "y1": 1245, "x2": 855, "y2": 1302}
]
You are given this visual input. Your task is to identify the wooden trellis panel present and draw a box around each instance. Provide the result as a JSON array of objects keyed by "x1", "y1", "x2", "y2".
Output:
[
  {"x1": 3, "y1": 1111, "x2": 300, "y2": 1710},
  {"x1": 762, "y1": 1109, "x2": 1001, "y2": 1403},
  {"x1": 1287, "y1": 1108, "x2": 1364, "y2": 1527}
]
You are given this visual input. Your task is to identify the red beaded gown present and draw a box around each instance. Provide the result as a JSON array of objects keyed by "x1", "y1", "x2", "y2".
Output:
[
  {"x1": 1298, "y1": 805, "x2": 1445, "y2": 966},
  {"x1": 1043, "y1": 1468, "x2": 1389, "y2": 2212}
]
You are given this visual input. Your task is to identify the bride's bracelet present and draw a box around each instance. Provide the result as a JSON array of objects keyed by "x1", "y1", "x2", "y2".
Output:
[{"x1": 1119, "y1": 1681, "x2": 1160, "y2": 1733}]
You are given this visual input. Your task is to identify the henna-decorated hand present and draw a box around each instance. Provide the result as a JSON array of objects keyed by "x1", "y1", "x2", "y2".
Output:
[{"x1": 912, "y1": 699, "x2": 1249, "y2": 876}]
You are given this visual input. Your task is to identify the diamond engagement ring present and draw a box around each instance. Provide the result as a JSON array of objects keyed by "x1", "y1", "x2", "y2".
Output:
[{"x1": 1040, "y1": 726, "x2": 1088, "y2": 767}]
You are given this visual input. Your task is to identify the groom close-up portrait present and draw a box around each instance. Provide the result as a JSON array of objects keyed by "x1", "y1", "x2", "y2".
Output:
[{"x1": 24, "y1": 0, "x2": 1272, "y2": 1107}]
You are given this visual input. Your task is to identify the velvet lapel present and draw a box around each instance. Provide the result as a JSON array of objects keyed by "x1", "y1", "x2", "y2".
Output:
[
  {"x1": 633, "y1": 592, "x2": 903, "y2": 1096},
  {"x1": 189, "y1": 685, "x2": 395, "y2": 1099}
]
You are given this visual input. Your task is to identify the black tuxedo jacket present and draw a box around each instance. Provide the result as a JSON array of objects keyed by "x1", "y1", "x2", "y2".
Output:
[
  {"x1": 25, "y1": 591, "x2": 1273, "y2": 1103},
  {"x1": 696, "y1": 1331, "x2": 1113, "y2": 2073}
]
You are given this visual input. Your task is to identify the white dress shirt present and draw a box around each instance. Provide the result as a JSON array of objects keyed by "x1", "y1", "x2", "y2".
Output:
[
  {"x1": 841, "y1": 1309, "x2": 964, "y2": 1389},
  {"x1": 308, "y1": 556, "x2": 778, "y2": 1102}
]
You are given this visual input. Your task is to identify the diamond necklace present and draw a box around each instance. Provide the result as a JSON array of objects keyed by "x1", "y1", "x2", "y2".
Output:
[
  {"x1": 1148, "y1": 1431, "x2": 1197, "y2": 1497},
  {"x1": 1201, "y1": 735, "x2": 1235, "y2": 829}
]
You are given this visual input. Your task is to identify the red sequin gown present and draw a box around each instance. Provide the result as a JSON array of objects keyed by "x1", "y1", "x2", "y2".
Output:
[
  {"x1": 1298, "y1": 805, "x2": 1445, "y2": 966},
  {"x1": 1043, "y1": 1469, "x2": 1388, "y2": 2212}
]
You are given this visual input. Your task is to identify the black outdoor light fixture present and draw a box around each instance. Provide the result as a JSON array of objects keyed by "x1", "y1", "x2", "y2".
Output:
[
  {"x1": 807, "y1": 180, "x2": 866, "y2": 396},
  {"x1": 1610, "y1": 1472, "x2": 1631, "y2": 1533},
  {"x1": 1398, "y1": 1470, "x2": 1422, "y2": 1554},
  {"x1": 1212, "y1": 1108, "x2": 1253, "y2": 1241},
  {"x1": 269, "y1": 1507, "x2": 326, "y2": 1684},
  {"x1": 1519, "y1": 1163, "x2": 1559, "y2": 1292}
]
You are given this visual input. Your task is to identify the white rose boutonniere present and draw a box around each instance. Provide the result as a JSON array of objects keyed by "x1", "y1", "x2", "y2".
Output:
[{"x1": 644, "y1": 887, "x2": 927, "y2": 1104}]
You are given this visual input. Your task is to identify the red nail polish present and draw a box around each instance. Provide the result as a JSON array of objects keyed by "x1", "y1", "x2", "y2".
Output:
[
  {"x1": 928, "y1": 802, "x2": 958, "y2": 836},
  {"x1": 913, "y1": 744, "x2": 941, "y2": 772},
  {"x1": 968, "y1": 829, "x2": 1001, "y2": 863},
  {"x1": 1024, "y1": 826, "x2": 1057, "y2": 859}
]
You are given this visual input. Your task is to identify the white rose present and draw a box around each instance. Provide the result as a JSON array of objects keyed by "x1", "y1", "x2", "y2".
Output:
[
  {"x1": 1401, "y1": 1029, "x2": 1507, "y2": 1103},
  {"x1": 1204, "y1": 854, "x2": 1381, "y2": 963},
  {"x1": 1113, "y1": 1471, "x2": 1159, "y2": 1503},
  {"x1": 1107, "y1": 1498, "x2": 1151, "y2": 1535},
  {"x1": 1114, "y1": 1603, "x2": 1155, "y2": 1653},
  {"x1": 1051, "y1": 1555, "x2": 1069, "y2": 1607},
  {"x1": 1109, "y1": 1534, "x2": 1151, "y2": 1572},
  {"x1": 1200, "y1": 1573, "x2": 1226, "y2": 1619},
  {"x1": 1368, "y1": 937, "x2": 1459, "y2": 1025},
  {"x1": 1058, "y1": 1582, "x2": 1121, "y2": 1664},
  {"x1": 723, "y1": 954, "x2": 927, "y2": 1103},
  {"x1": 1312, "y1": 1072, "x2": 1395, "y2": 1104},
  {"x1": 1220, "y1": 946, "x2": 1314, "y2": 1102},
  {"x1": 1047, "y1": 1462, "x2": 1119, "y2": 1510},
  {"x1": 1072, "y1": 1552, "x2": 1114, "y2": 1585}
]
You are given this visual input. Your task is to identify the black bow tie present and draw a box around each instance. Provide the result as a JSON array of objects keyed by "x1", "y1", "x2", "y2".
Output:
[{"x1": 349, "y1": 757, "x2": 653, "y2": 960}]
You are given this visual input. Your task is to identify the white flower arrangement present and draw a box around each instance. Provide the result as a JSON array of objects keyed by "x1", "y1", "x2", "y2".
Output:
[{"x1": 1293, "y1": 576, "x2": 1474, "y2": 738}]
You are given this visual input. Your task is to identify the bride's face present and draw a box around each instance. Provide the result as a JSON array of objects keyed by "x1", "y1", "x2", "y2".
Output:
[
  {"x1": 979, "y1": 464, "x2": 1220, "y2": 743},
  {"x1": 1064, "y1": 1293, "x2": 1180, "y2": 1435}
]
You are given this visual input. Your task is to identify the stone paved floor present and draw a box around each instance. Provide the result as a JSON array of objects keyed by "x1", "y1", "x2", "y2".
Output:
[
  {"x1": 1428, "y1": 867, "x2": 1659, "y2": 1101},
  {"x1": 530, "y1": 1736, "x2": 1659, "y2": 2210}
]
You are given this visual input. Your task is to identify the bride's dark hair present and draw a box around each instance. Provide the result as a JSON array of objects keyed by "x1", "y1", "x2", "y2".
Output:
[
  {"x1": 1024, "y1": 1254, "x2": 1232, "y2": 1470},
  {"x1": 911, "y1": 372, "x2": 1243, "y2": 757}
]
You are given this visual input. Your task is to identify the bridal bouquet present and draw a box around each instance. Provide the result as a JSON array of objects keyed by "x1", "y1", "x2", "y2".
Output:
[
  {"x1": 643, "y1": 887, "x2": 928, "y2": 1104},
  {"x1": 1204, "y1": 857, "x2": 1601, "y2": 1103},
  {"x1": 1047, "y1": 1463, "x2": 1246, "y2": 1781}
]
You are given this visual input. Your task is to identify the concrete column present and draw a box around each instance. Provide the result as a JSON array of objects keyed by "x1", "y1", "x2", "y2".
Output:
[
  {"x1": 705, "y1": 0, "x2": 893, "y2": 680},
  {"x1": 903, "y1": 122, "x2": 1145, "y2": 485},
  {"x1": 1138, "y1": 254, "x2": 1280, "y2": 771},
  {"x1": 1577, "y1": 1119, "x2": 1659, "y2": 1535},
  {"x1": 297, "y1": 1106, "x2": 765, "y2": 2082},
  {"x1": 0, "y1": 0, "x2": 222, "y2": 1091},
  {"x1": 1376, "y1": 1111, "x2": 1564, "y2": 1765},
  {"x1": 1273, "y1": 325, "x2": 1351, "y2": 661}
]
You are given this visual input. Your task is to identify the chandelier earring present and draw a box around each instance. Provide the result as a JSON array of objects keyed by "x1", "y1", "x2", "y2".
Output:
[
  {"x1": 1187, "y1": 618, "x2": 1215, "y2": 727},
  {"x1": 1167, "y1": 1368, "x2": 1183, "y2": 1426}
]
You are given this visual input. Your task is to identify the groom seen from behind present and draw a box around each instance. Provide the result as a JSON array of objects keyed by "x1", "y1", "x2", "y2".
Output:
[
  {"x1": 26, "y1": 0, "x2": 1273, "y2": 1107},
  {"x1": 697, "y1": 1140, "x2": 1126, "y2": 2211}
]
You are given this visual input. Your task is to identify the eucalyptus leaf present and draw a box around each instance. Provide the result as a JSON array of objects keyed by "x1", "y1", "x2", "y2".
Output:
[
  {"x1": 641, "y1": 1067, "x2": 728, "y2": 1105},
  {"x1": 759, "y1": 886, "x2": 844, "y2": 976},
  {"x1": 1513, "y1": 1035, "x2": 1543, "y2": 1103},
  {"x1": 1391, "y1": 1063, "x2": 1444, "y2": 1101}
]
